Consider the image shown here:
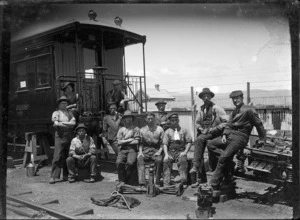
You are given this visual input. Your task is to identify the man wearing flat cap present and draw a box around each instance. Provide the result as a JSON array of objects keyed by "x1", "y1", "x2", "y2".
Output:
[
  {"x1": 189, "y1": 88, "x2": 228, "y2": 188},
  {"x1": 66, "y1": 123, "x2": 97, "y2": 183},
  {"x1": 163, "y1": 113, "x2": 192, "y2": 187},
  {"x1": 207, "y1": 90, "x2": 266, "y2": 190},
  {"x1": 116, "y1": 110, "x2": 140, "y2": 184},
  {"x1": 106, "y1": 79, "x2": 129, "y2": 114},
  {"x1": 50, "y1": 96, "x2": 76, "y2": 184},
  {"x1": 154, "y1": 100, "x2": 169, "y2": 131}
]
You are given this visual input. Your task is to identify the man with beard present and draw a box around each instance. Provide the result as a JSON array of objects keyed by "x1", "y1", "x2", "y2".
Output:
[{"x1": 189, "y1": 88, "x2": 228, "y2": 188}]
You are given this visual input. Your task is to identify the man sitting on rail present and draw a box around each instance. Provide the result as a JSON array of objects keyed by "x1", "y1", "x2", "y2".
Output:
[
  {"x1": 66, "y1": 123, "x2": 97, "y2": 183},
  {"x1": 189, "y1": 88, "x2": 228, "y2": 188},
  {"x1": 137, "y1": 112, "x2": 164, "y2": 189},
  {"x1": 116, "y1": 110, "x2": 141, "y2": 185},
  {"x1": 207, "y1": 90, "x2": 266, "y2": 191},
  {"x1": 163, "y1": 113, "x2": 192, "y2": 188}
]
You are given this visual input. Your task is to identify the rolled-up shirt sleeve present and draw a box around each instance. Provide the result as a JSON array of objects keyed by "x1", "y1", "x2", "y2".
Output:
[
  {"x1": 69, "y1": 138, "x2": 76, "y2": 157},
  {"x1": 89, "y1": 137, "x2": 96, "y2": 155},
  {"x1": 52, "y1": 111, "x2": 59, "y2": 122},
  {"x1": 184, "y1": 129, "x2": 192, "y2": 143}
]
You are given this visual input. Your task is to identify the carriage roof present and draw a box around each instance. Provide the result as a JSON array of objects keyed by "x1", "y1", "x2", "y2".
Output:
[{"x1": 11, "y1": 18, "x2": 146, "y2": 47}]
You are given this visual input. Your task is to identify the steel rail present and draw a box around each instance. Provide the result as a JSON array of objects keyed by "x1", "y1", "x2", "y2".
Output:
[{"x1": 7, "y1": 196, "x2": 78, "y2": 219}]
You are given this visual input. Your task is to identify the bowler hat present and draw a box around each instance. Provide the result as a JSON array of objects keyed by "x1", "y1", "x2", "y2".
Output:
[
  {"x1": 122, "y1": 110, "x2": 135, "y2": 119},
  {"x1": 229, "y1": 90, "x2": 243, "y2": 98},
  {"x1": 155, "y1": 100, "x2": 167, "y2": 106},
  {"x1": 167, "y1": 113, "x2": 179, "y2": 120},
  {"x1": 75, "y1": 123, "x2": 88, "y2": 132},
  {"x1": 112, "y1": 79, "x2": 122, "y2": 86},
  {"x1": 198, "y1": 88, "x2": 215, "y2": 99},
  {"x1": 61, "y1": 82, "x2": 75, "y2": 91},
  {"x1": 57, "y1": 95, "x2": 69, "y2": 104}
]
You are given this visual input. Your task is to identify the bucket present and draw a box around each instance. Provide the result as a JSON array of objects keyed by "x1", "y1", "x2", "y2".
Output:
[{"x1": 26, "y1": 162, "x2": 36, "y2": 177}]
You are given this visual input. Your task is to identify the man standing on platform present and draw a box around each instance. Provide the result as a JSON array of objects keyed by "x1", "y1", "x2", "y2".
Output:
[
  {"x1": 154, "y1": 100, "x2": 169, "y2": 131},
  {"x1": 189, "y1": 88, "x2": 228, "y2": 188},
  {"x1": 207, "y1": 90, "x2": 266, "y2": 191}
]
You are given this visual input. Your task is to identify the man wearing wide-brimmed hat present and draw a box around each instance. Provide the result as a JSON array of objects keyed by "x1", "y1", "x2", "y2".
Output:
[
  {"x1": 106, "y1": 79, "x2": 130, "y2": 114},
  {"x1": 207, "y1": 90, "x2": 266, "y2": 191},
  {"x1": 154, "y1": 100, "x2": 169, "y2": 130},
  {"x1": 66, "y1": 123, "x2": 97, "y2": 183},
  {"x1": 49, "y1": 96, "x2": 76, "y2": 184},
  {"x1": 163, "y1": 113, "x2": 192, "y2": 188},
  {"x1": 189, "y1": 88, "x2": 228, "y2": 188},
  {"x1": 116, "y1": 110, "x2": 140, "y2": 184},
  {"x1": 102, "y1": 102, "x2": 122, "y2": 155}
]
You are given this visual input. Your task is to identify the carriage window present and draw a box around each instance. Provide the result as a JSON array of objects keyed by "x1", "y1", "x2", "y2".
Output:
[
  {"x1": 36, "y1": 55, "x2": 51, "y2": 87},
  {"x1": 16, "y1": 62, "x2": 27, "y2": 90}
]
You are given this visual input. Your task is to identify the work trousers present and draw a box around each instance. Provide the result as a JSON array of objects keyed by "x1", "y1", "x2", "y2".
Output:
[
  {"x1": 108, "y1": 139, "x2": 119, "y2": 155},
  {"x1": 207, "y1": 130, "x2": 248, "y2": 187},
  {"x1": 51, "y1": 132, "x2": 73, "y2": 179},
  {"x1": 116, "y1": 148, "x2": 137, "y2": 183},
  {"x1": 137, "y1": 146, "x2": 163, "y2": 185},
  {"x1": 163, "y1": 150, "x2": 188, "y2": 186},
  {"x1": 66, "y1": 155, "x2": 97, "y2": 178},
  {"x1": 192, "y1": 133, "x2": 218, "y2": 182}
]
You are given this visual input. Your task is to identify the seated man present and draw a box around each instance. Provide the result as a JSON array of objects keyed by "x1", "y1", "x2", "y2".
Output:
[
  {"x1": 66, "y1": 123, "x2": 97, "y2": 183},
  {"x1": 163, "y1": 113, "x2": 192, "y2": 188},
  {"x1": 154, "y1": 100, "x2": 169, "y2": 131},
  {"x1": 137, "y1": 112, "x2": 164, "y2": 188},
  {"x1": 207, "y1": 90, "x2": 266, "y2": 191},
  {"x1": 116, "y1": 110, "x2": 140, "y2": 184},
  {"x1": 106, "y1": 79, "x2": 129, "y2": 114}
]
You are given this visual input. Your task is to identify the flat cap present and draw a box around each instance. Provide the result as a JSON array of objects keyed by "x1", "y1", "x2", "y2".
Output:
[
  {"x1": 167, "y1": 113, "x2": 179, "y2": 120},
  {"x1": 229, "y1": 90, "x2": 243, "y2": 98},
  {"x1": 145, "y1": 112, "x2": 156, "y2": 118},
  {"x1": 155, "y1": 100, "x2": 167, "y2": 106},
  {"x1": 107, "y1": 101, "x2": 117, "y2": 109},
  {"x1": 112, "y1": 79, "x2": 122, "y2": 85}
]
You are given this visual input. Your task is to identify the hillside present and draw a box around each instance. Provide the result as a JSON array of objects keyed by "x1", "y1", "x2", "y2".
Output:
[{"x1": 166, "y1": 89, "x2": 292, "y2": 110}]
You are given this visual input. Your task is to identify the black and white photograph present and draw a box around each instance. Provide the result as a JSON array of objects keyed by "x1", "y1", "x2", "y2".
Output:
[{"x1": 0, "y1": 0, "x2": 299, "y2": 219}]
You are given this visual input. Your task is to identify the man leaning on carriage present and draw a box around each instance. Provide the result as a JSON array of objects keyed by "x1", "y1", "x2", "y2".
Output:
[{"x1": 49, "y1": 84, "x2": 266, "y2": 193}]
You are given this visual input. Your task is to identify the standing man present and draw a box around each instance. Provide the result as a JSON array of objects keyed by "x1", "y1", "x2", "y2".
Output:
[
  {"x1": 154, "y1": 100, "x2": 169, "y2": 131},
  {"x1": 50, "y1": 96, "x2": 76, "y2": 184},
  {"x1": 207, "y1": 90, "x2": 266, "y2": 190},
  {"x1": 66, "y1": 123, "x2": 97, "y2": 183},
  {"x1": 137, "y1": 112, "x2": 164, "y2": 188},
  {"x1": 189, "y1": 88, "x2": 228, "y2": 188},
  {"x1": 106, "y1": 79, "x2": 129, "y2": 114},
  {"x1": 163, "y1": 113, "x2": 192, "y2": 187},
  {"x1": 102, "y1": 102, "x2": 122, "y2": 155},
  {"x1": 116, "y1": 111, "x2": 140, "y2": 184}
]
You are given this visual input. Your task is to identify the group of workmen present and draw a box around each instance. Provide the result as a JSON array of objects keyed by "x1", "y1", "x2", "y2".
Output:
[{"x1": 49, "y1": 79, "x2": 266, "y2": 193}]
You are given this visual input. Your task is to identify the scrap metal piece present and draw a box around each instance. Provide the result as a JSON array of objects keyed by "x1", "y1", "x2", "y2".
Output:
[{"x1": 111, "y1": 191, "x2": 131, "y2": 211}]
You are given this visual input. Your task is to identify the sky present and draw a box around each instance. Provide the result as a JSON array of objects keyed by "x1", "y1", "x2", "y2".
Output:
[{"x1": 19, "y1": 3, "x2": 291, "y2": 94}]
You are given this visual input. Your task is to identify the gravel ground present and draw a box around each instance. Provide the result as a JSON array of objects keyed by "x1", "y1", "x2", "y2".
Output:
[{"x1": 5, "y1": 159, "x2": 293, "y2": 219}]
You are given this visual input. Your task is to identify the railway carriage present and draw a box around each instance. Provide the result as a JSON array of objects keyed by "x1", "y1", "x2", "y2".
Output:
[{"x1": 8, "y1": 17, "x2": 147, "y2": 151}]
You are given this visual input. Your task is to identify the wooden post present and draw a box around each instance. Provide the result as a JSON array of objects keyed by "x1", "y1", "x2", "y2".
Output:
[
  {"x1": 0, "y1": 2, "x2": 10, "y2": 219},
  {"x1": 288, "y1": 3, "x2": 300, "y2": 219},
  {"x1": 247, "y1": 82, "x2": 251, "y2": 105}
]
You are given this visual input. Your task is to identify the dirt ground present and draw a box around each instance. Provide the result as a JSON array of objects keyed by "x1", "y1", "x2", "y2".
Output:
[{"x1": 5, "y1": 159, "x2": 293, "y2": 220}]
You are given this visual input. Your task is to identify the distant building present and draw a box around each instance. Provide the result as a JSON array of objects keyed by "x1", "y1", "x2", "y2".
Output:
[{"x1": 134, "y1": 84, "x2": 175, "y2": 111}]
